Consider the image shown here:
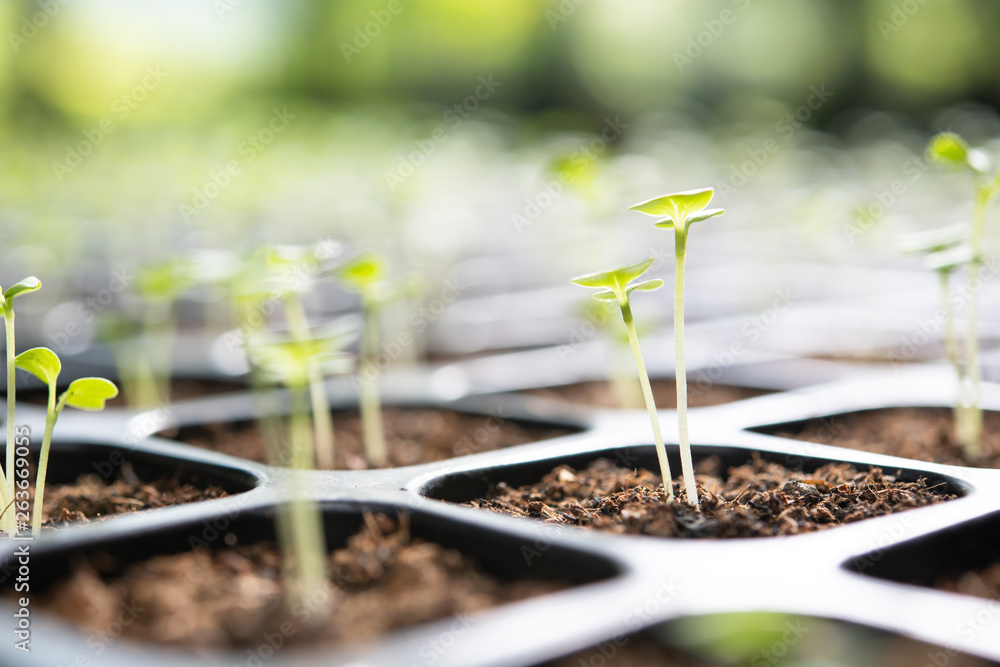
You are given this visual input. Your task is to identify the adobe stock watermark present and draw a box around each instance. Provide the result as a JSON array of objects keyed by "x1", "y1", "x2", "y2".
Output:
[
  {"x1": 511, "y1": 115, "x2": 629, "y2": 234},
  {"x1": 877, "y1": 0, "x2": 930, "y2": 40},
  {"x1": 716, "y1": 84, "x2": 833, "y2": 201},
  {"x1": 46, "y1": 267, "x2": 134, "y2": 353},
  {"x1": 340, "y1": 0, "x2": 413, "y2": 62},
  {"x1": 673, "y1": 0, "x2": 752, "y2": 72},
  {"x1": 383, "y1": 75, "x2": 501, "y2": 191},
  {"x1": 545, "y1": 0, "x2": 587, "y2": 30},
  {"x1": 179, "y1": 106, "x2": 295, "y2": 224},
  {"x1": 887, "y1": 254, "x2": 1000, "y2": 368},
  {"x1": 843, "y1": 154, "x2": 931, "y2": 243},
  {"x1": 51, "y1": 66, "x2": 169, "y2": 181},
  {"x1": 748, "y1": 619, "x2": 810, "y2": 667},
  {"x1": 352, "y1": 276, "x2": 465, "y2": 389},
  {"x1": 8, "y1": 0, "x2": 71, "y2": 53},
  {"x1": 690, "y1": 287, "x2": 795, "y2": 396}
]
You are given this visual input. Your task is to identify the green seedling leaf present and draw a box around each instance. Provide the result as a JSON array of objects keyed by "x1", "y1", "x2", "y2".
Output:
[
  {"x1": 899, "y1": 223, "x2": 969, "y2": 255},
  {"x1": 925, "y1": 244, "x2": 976, "y2": 273},
  {"x1": 250, "y1": 336, "x2": 354, "y2": 387},
  {"x1": 14, "y1": 347, "x2": 61, "y2": 387},
  {"x1": 138, "y1": 259, "x2": 195, "y2": 302},
  {"x1": 62, "y1": 377, "x2": 119, "y2": 411},
  {"x1": 3, "y1": 276, "x2": 41, "y2": 302},
  {"x1": 571, "y1": 258, "x2": 657, "y2": 304},
  {"x1": 629, "y1": 188, "x2": 720, "y2": 231},
  {"x1": 338, "y1": 254, "x2": 385, "y2": 292},
  {"x1": 927, "y1": 132, "x2": 970, "y2": 168}
]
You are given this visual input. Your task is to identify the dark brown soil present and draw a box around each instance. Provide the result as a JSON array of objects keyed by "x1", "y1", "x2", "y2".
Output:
[
  {"x1": 41, "y1": 514, "x2": 566, "y2": 649},
  {"x1": 173, "y1": 407, "x2": 578, "y2": 469},
  {"x1": 523, "y1": 379, "x2": 771, "y2": 409},
  {"x1": 40, "y1": 471, "x2": 228, "y2": 529},
  {"x1": 468, "y1": 455, "x2": 955, "y2": 538},
  {"x1": 762, "y1": 408, "x2": 1000, "y2": 468},
  {"x1": 936, "y1": 561, "x2": 1000, "y2": 601}
]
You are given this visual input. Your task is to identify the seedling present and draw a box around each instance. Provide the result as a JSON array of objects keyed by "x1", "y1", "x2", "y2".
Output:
[
  {"x1": 1, "y1": 276, "x2": 41, "y2": 534},
  {"x1": 130, "y1": 258, "x2": 196, "y2": 408},
  {"x1": 14, "y1": 347, "x2": 117, "y2": 536},
  {"x1": 926, "y1": 132, "x2": 1000, "y2": 459},
  {"x1": 337, "y1": 253, "x2": 422, "y2": 466},
  {"x1": 249, "y1": 333, "x2": 350, "y2": 613},
  {"x1": 900, "y1": 224, "x2": 974, "y2": 453},
  {"x1": 571, "y1": 258, "x2": 675, "y2": 502},
  {"x1": 629, "y1": 188, "x2": 725, "y2": 509}
]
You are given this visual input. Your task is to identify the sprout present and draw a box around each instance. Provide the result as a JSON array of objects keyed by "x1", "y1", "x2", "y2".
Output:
[
  {"x1": 901, "y1": 225, "x2": 973, "y2": 454},
  {"x1": 925, "y1": 132, "x2": 1000, "y2": 459},
  {"x1": 1, "y1": 276, "x2": 41, "y2": 534},
  {"x1": 248, "y1": 333, "x2": 347, "y2": 613},
  {"x1": 130, "y1": 258, "x2": 196, "y2": 408},
  {"x1": 629, "y1": 187, "x2": 726, "y2": 510},
  {"x1": 571, "y1": 258, "x2": 675, "y2": 503},
  {"x1": 337, "y1": 253, "x2": 423, "y2": 466},
  {"x1": 14, "y1": 347, "x2": 117, "y2": 536}
]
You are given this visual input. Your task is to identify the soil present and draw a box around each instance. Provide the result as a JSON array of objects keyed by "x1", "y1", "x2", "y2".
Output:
[
  {"x1": 468, "y1": 455, "x2": 955, "y2": 538},
  {"x1": 761, "y1": 407, "x2": 1000, "y2": 468},
  {"x1": 522, "y1": 379, "x2": 771, "y2": 409},
  {"x1": 41, "y1": 513, "x2": 567, "y2": 649},
  {"x1": 173, "y1": 407, "x2": 578, "y2": 469},
  {"x1": 38, "y1": 465, "x2": 228, "y2": 530}
]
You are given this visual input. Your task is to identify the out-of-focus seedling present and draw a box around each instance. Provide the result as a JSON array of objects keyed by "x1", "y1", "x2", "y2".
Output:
[
  {"x1": 571, "y1": 258, "x2": 676, "y2": 503},
  {"x1": 337, "y1": 253, "x2": 423, "y2": 466},
  {"x1": 1, "y1": 276, "x2": 41, "y2": 533},
  {"x1": 900, "y1": 224, "x2": 976, "y2": 454},
  {"x1": 629, "y1": 188, "x2": 725, "y2": 510},
  {"x1": 131, "y1": 258, "x2": 196, "y2": 408},
  {"x1": 14, "y1": 347, "x2": 117, "y2": 536},
  {"x1": 250, "y1": 334, "x2": 351, "y2": 614},
  {"x1": 926, "y1": 132, "x2": 1000, "y2": 459}
]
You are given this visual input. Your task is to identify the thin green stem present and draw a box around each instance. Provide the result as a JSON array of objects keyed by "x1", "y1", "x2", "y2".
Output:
[
  {"x1": 674, "y1": 229, "x2": 699, "y2": 509},
  {"x1": 621, "y1": 302, "x2": 673, "y2": 502},
  {"x1": 359, "y1": 303, "x2": 386, "y2": 466},
  {"x1": 5, "y1": 309, "x2": 15, "y2": 515},
  {"x1": 939, "y1": 270, "x2": 967, "y2": 445},
  {"x1": 283, "y1": 386, "x2": 329, "y2": 615},
  {"x1": 283, "y1": 294, "x2": 335, "y2": 468},
  {"x1": 32, "y1": 390, "x2": 65, "y2": 537},
  {"x1": 960, "y1": 185, "x2": 989, "y2": 459}
]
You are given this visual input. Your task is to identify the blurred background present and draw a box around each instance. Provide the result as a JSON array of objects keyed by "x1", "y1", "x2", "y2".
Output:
[{"x1": 1, "y1": 0, "x2": 999, "y2": 374}]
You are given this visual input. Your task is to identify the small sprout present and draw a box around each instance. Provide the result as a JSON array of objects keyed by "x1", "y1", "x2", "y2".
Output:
[
  {"x1": 125, "y1": 258, "x2": 196, "y2": 408},
  {"x1": 0, "y1": 276, "x2": 41, "y2": 534},
  {"x1": 630, "y1": 187, "x2": 727, "y2": 510},
  {"x1": 925, "y1": 132, "x2": 1000, "y2": 459},
  {"x1": 15, "y1": 347, "x2": 117, "y2": 536},
  {"x1": 337, "y1": 253, "x2": 424, "y2": 466},
  {"x1": 571, "y1": 258, "x2": 675, "y2": 503}
]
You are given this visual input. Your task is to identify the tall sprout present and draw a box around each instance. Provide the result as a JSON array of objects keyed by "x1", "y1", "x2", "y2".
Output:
[
  {"x1": 927, "y1": 133, "x2": 1000, "y2": 459},
  {"x1": 900, "y1": 224, "x2": 976, "y2": 456},
  {"x1": 249, "y1": 333, "x2": 350, "y2": 614},
  {"x1": 337, "y1": 253, "x2": 422, "y2": 466},
  {"x1": 2, "y1": 277, "x2": 41, "y2": 533},
  {"x1": 571, "y1": 258, "x2": 676, "y2": 503},
  {"x1": 629, "y1": 188, "x2": 725, "y2": 510}
]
